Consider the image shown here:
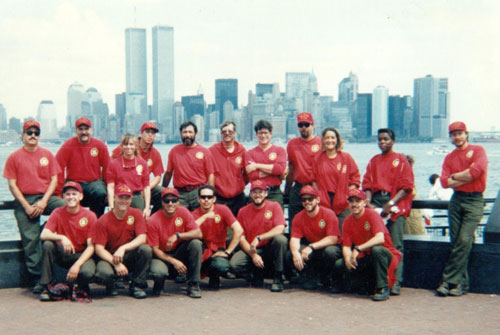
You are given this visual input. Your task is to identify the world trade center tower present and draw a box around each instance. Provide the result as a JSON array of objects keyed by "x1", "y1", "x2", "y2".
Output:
[{"x1": 125, "y1": 28, "x2": 147, "y2": 132}]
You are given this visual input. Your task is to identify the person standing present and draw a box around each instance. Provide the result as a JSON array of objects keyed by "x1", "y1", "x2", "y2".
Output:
[
  {"x1": 3, "y1": 120, "x2": 65, "y2": 292},
  {"x1": 436, "y1": 121, "x2": 488, "y2": 297}
]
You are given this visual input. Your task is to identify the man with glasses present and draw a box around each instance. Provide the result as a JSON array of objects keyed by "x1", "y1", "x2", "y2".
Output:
[
  {"x1": 192, "y1": 185, "x2": 243, "y2": 289},
  {"x1": 3, "y1": 120, "x2": 65, "y2": 293},
  {"x1": 162, "y1": 121, "x2": 215, "y2": 210},
  {"x1": 112, "y1": 122, "x2": 164, "y2": 214},
  {"x1": 285, "y1": 112, "x2": 322, "y2": 225},
  {"x1": 56, "y1": 117, "x2": 110, "y2": 217},
  {"x1": 209, "y1": 121, "x2": 247, "y2": 216},
  {"x1": 245, "y1": 120, "x2": 287, "y2": 207},
  {"x1": 147, "y1": 188, "x2": 203, "y2": 298},
  {"x1": 287, "y1": 185, "x2": 341, "y2": 291},
  {"x1": 230, "y1": 180, "x2": 287, "y2": 292}
]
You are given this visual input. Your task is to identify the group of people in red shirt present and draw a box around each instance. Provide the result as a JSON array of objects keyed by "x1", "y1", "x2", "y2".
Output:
[{"x1": 4, "y1": 113, "x2": 486, "y2": 302}]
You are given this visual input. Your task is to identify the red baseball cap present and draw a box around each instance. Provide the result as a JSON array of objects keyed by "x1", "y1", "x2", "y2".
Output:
[
  {"x1": 448, "y1": 121, "x2": 467, "y2": 133},
  {"x1": 347, "y1": 188, "x2": 366, "y2": 200},
  {"x1": 250, "y1": 180, "x2": 267, "y2": 191},
  {"x1": 62, "y1": 181, "x2": 82, "y2": 194},
  {"x1": 300, "y1": 185, "x2": 319, "y2": 197},
  {"x1": 75, "y1": 117, "x2": 92, "y2": 128},
  {"x1": 115, "y1": 184, "x2": 132, "y2": 197},
  {"x1": 296, "y1": 112, "x2": 314, "y2": 124},
  {"x1": 161, "y1": 187, "x2": 179, "y2": 198},
  {"x1": 141, "y1": 122, "x2": 159, "y2": 133},
  {"x1": 23, "y1": 120, "x2": 40, "y2": 131}
]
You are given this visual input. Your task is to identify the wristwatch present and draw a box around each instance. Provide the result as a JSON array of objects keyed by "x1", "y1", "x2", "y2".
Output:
[
  {"x1": 388, "y1": 200, "x2": 395, "y2": 206},
  {"x1": 308, "y1": 243, "x2": 315, "y2": 250},
  {"x1": 256, "y1": 235, "x2": 261, "y2": 242},
  {"x1": 175, "y1": 232, "x2": 180, "y2": 239},
  {"x1": 354, "y1": 246, "x2": 361, "y2": 252}
]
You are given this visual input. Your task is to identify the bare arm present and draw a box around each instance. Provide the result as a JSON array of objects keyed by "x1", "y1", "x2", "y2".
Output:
[
  {"x1": 143, "y1": 186, "x2": 151, "y2": 219},
  {"x1": 284, "y1": 162, "x2": 295, "y2": 195},
  {"x1": 34, "y1": 175, "x2": 59, "y2": 213},
  {"x1": 7, "y1": 178, "x2": 39, "y2": 218},
  {"x1": 162, "y1": 171, "x2": 173, "y2": 187},
  {"x1": 67, "y1": 239, "x2": 95, "y2": 282},
  {"x1": 207, "y1": 173, "x2": 215, "y2": 187},
  {"x1": 226, "y1": 221, "x2": 243, "y2": 255},
  {"x1": 149, "y1": 175, "x2": 161, "y2": 189},
  {"x1": 107, "y1": 182, "x2": 115, "y2": 210}
]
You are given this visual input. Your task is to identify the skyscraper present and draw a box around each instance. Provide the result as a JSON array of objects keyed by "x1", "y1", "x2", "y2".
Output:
[
  {"x1": 0, "y1": 104, "x2": 7, "y2": 130},
  {"x1": 181, "y1": 94, "x2": 205, "y2": 120},
  {"x1": 67, "y1": 82, "x2": 85, "y2": 131},
  {"x1": 125, "y1": 28, "x2": 147, "y2": 131},
  {"x1": 372, "y1": 86, "x2": 388, "y2": 135},
  {"x1": 37, "y1": 101, "x2": 59, "y2": 141},
  {"x1": 414, "y1": 75, "x2": 449, "y2": 138},
  {"x1": 215, "y1": 79, "x2": 238, "y2": 122},
  {"x1": 354, "y1": 93, "x2": 372, "y2": 138},
  {"x1": 285, "y1": 72, "x2": 310, "y2": 99},
  {"x1": 338, "y1": 72, "x2": 358, "y2": 103},
  {"x1": 152, "y1": 26, "x2": 174, "y2": 134},
  {"x1": 389, "y1": 95, "x2": 413, "y2": 138}
]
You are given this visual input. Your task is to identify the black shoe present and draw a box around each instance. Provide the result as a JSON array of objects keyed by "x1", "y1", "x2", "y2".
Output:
[
  {"x1": 106, "y1": 282, "x2": 119, "y2": 296},
  {"x1": 187, "y1": 283, "x2": 202, "y2": 298},
  {"x1": 32, "y1": 282, "x2": 44, "y2": 295},
  {"x1": 390, "y1": 281, "x2": 401, "y2": 296},
  {"x1": 208, "y1": 276, "x2": 220, "y2": 289},
  {"x1": 448, "y1": 284, "x2": 465, "y2": 297},
  {"x1": 175, "y1": 274, "x2": 187, "y2": 283},
  {"x1": 129, "y1": 285, "x2": 147, "y2": 299},
  {"x1": 152, "y1": 279, "x2": 165, "y2": 297},
  {"x1": 271, "y1": 278, "x2": 284, "y2": 292},
  {"x1": 222, "y1": 271, "x2": 237, "y2": 280},
  {"x1": 372, "y1": 287, "x2": 390, "y2": 301},
  {"x1": 39, "y1": 289, "x2": 51, "y2": 302},
  {"x1": 436, "y1": 282, "x2": 449, "y2": 297},
  {"x1": 329, "y1": 284, "x2": 343, "y2": 294},
  {"x1": 115, "y1": 277, "x2": 126, "y2": 289}
]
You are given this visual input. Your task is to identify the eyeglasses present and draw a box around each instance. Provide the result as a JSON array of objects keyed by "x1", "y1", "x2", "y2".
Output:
[
  {"x1": 25, "y1": 130, "x2": 40, "y2": 136},
  {"x1": 301, "y1": 197, "x2": 315, "y2": 203},
  {"x1": 221, "y1": 130, "x2": 234, "y2": 135},
  {"x1": 163, "y1": 198, "x2": 179, "y2": 204},
  {"x1": 199, "y1": 195, "x2": 214, "y2": 200},
  {"x1": 257, "y1": 131, "x2": 270, "y2": 136},
  {"x1": 298, "y1": 123, "x2": 311, "y2": 128}
]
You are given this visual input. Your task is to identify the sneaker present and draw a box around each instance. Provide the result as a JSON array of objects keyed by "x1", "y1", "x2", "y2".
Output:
[
  {"x1": 270, "y1": 278, "x2": 284, "y2": 292},
  {"x1": 39, "y1": 289, "x2": 51, "y2": 302},
  {"x1": 208, "y1": 276, "x2": 220, "y2": 290},
  {"x1": 372, "y1": 287, "x2": 390, "y2": 301},
  {"x1": 129, "y1": 285, "x2": 147, "y2": 299},
  {"x1": 152, "y1": 279, "x2": 165, "y2": 297},
  {"x1": 106, "y1": 282, "x2": 119, "y2": 296},
  {"x1": 449, "y1": 284, "x2": 465, "y2": 297},
  {"x1": 390, "y1": 281, "x2": 401, "y2": 296},
  {"x1": 436, "y1": 282, "x2": 450, "y2": 297},
  {"x1": 32, "y1": 282, "x2": 44, "y2": 295},
  {"x1": 187, "y1": 283, "x2": 202, "y2": 298}
]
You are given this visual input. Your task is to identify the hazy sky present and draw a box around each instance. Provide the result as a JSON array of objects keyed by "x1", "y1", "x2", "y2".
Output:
[{"x1": 1, "y1": 0, "x2": 499, "y2": 131}]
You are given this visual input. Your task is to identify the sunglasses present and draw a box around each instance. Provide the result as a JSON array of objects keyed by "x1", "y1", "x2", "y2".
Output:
[
  {"x1": 221, "y1": 130, "x2": 234, "y2": 135},
  {"x1": 162, "y1": 198, "x2": 179, "y2": 204},
  {"x1": 301, "y1": 197, "x2": 315, "y2": 203},
  {"x1": 297, "y1": 123, "x2": 311, "y2": 128},
  {"x1": 199, "y1": 195, "x2": 215, "y2": 200},
  {"x1": 25, "y1": 130, "x2": 40, "y2": 136}
]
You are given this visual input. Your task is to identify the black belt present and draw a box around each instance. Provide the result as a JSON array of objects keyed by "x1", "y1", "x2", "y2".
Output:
[
  {"x1": 177, "y1": 185, "x2": 201, "y2": 192},
  {"x1": 268, "y1": 185, "x2": 281, "y2": 192},
  {"x1": 455, "y1": 191, "x2": 483, "y2": 197},
  {"x1": 294, "y1": 182, "x2": 312, "y2": 188},
  {"x1": 374, "y1": 190, "x2": 390, "y2": 196},
  {"x1": 133, "y1": 191, "x2": 141, "y2": 196}
]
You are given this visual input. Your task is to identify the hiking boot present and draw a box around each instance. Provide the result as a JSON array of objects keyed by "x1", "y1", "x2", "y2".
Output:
[
  {"x1": 390, "y1": 281, "x2": 401, "y2": 296},
  {"x1": 152, "y1": 279, "x2": 165, "y2": 297},
  {"x1": 129, "y1": 285, "x2": 147, "y2": 299},
  {"x1": 106, "y1": 282, "x2": 119, "y2": 296},
  {"x1": 449, "y1": 284, "x2": 465, "y2": 297},
  {"x1": 372, "y1": 287, "x2": 390, "y2": 301},
  {"x1": 208, "y1": 276, "x2": 220, "y2": 290},
  {"x1": 39, "y1": 289, "x2": 51, "y2": 302},
  {"x1": 436, "y1": 282, "x2": 450, "y2": 297},
  {"x1": 271, "y1": 278, "x2": 284, "y2": 292},
  {"x1": 187, "y1": 282, "x2": 202, "y2": 298}
]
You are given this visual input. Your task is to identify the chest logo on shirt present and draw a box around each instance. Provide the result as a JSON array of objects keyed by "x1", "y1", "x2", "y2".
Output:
[
  {"x1": 336, "y1": 163, "x2": 341, "y2": 171},
  {"x1": 318, "y1": 219, "x2": 326, "y2": 228},
  {"x1": 214, "y1": 214, "x2": 222, "y2": 223},
  {"x1": 311, "y1": 144, "x2": 320, "y2": 153},
  {"x1": 342, "y1": 165, "x2": 347, "y2": 174},
  {"x1": 90, "y1": 148, "x2": 98, "y2": 157},
  {"x1": 127, "y1": 216, "x2": 135, "y2": 225},
  {"x1": 466, "y1": 150, "x2": 474, "y2": 159},
  {"x1": 264, "y1": 210, "x2": 273, "y2": 219},
  {"x1": 235, "y1": 156, "x2": 242, "y2": 164},
  {"x1": 79, "y1": 217, "x2": 88, "y2": 227},
  {"x1": 268, "y1": 152, "x2": 277, "y2": 161},
  {"x1": 196, "y1": 152, "x2": 204, "y2": 160},
  {"x1": 40, "y1": 157, "x2": 49, "y2": 167},
  {"x1": 147, "y1": 159, "x2": 153, "y2": 167},
  {"x1": 392, "y1": 159, "x2": 400, "y2": 168},
  {"x1": 136, "y1": 165, "x2": 143, "y2": 175},
  {"x1": 364, "y1": 222, "x2": 371, "y2": 231},
  {"x1": 175, "y1": 217, "x2": 183, "y2": 227}
]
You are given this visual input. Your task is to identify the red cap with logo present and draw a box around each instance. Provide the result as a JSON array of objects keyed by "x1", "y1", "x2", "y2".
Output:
[
  {"x1": 300, "y1": 185, "x2": 320, "y2": 197},
  {"x1": 296, "y1": 112, "x2": 314, "y2": 124},
  {"x1": 115, "y1": 184, "x2": 132, "y2": 197},
  {"x1": 141, "y1": 122, "x2": 159, "y2": 133},
  {"x1": 161, "y1": 187, "x2": 179, "y2": 198},
  {"x1": 448, "y1": 121, "x2": 467, "y2": 133},
  {"x1": 347, "y1": 188, "x2": 366, "y2": 200},
  {"x1": 75, "y1": 117, "x2": 92, "y2": 128},
  {"x1": 23, "y1": 120, "x2": 41, "y2": 131},
  {"x1": 62, "y1": 181, "x2": 83, "y2": 194},
  {"x1": 250, "y1": 180, "x2": 267, "y2": 191}
]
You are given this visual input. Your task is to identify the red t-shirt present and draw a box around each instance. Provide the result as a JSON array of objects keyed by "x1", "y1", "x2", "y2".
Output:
[
  {"x1": 237, "y1": 200, "x2": 286, "y2": 247},
  {"x1": 112, "y1": 144, "x2": 164, "y2": 178},
  {"x1": 147, "y1": 207, "x2": 198, "y2": 252},
  {"x1": 209, "y1": 141, "x2": 247, "y2": 198},
  {"x1": 287, "y1": 136, "x2": 322, "y2": 184},
  {"x1": 313, "y1": 151, "x2": 360, "y2": 214},
  {"x1": 3, "y1": 146, "x2": 61, "y2": 195},
  {"x1": 166, "y1": 144, "x2": 215, "y2": 188},
  {"x1": 192, "y1": 204, "x2": 236, "y2": 252},
  {"x1": 245, "y1": 144, "x2": 287, "y2": 187},
  {"x1": 440, "y1": 144, "x2": 488, "y2": 193},
  {"x1": 106, "y1": 156, "x2": 149, "y2": 192},
  {"x1": 93, "y1": 207, "x2": 147, "y2": 254},
  {"x1": 45, "y1": 206, "x2": 97, "y2": 253},
  {"x1": 291, "y1": 206, "x2": 340, "y2": 243},
  {"x1": 56, "y1": 137, "x2": 110, "y2": 193}
]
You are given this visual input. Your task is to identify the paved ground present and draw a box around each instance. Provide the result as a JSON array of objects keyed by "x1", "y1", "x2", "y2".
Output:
[{"x1": 0, "y1": 279, "x2": 498, "y2": 335}]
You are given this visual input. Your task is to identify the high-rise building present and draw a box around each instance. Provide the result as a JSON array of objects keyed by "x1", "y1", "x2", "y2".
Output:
[
  {"x1": 152, "y1": 26, "x2": 174, "y2": 133},
  {"x1": 125, "y1": 28, "x2": 147, "y2": 131},
  {"x1": 115, "y1": 93, "x2": 126, "y2": 137},
  {"x1": 389, "y1": 95, "x2": 413, "y2": 138},
  {"x1": 9, "y1": 117, "x2": 22, "y2": 134},
  {"x1": 81, "y1": 88, "x2": 109, "y2": 140},
  {"x1": 66, "y1": 82, "x2": 85, "y2": 131},
  {"x1": 354, "y1": 93, "x2": 372, "y2": 138},
  {"x1": 0, "y1": 104, "x2": 7, "y2": 130},
  {"x1": 285, "y1": 72, "x2": 310, "y2": 99},
  {"x1": 338, "y1": 72, "x2": 358, "y2": 103},
  {"x1": 372, "y1": 86, "x2": 388, "y2": 135},
  {"x1": 256, "y1": 83, "x2": 280, "y2": 101},
  {"x1": 215, "y1": 79, "x2": 238, "y2": 122},
  {"x1": 181, "y1": 94, "x2": 205, "y2": 120},
  {"x1": 191, "y1": 114, "x2": 205, "y2": 142},
  {"x1": 414, "y1": 75, "x2": 449, "y2": 138},
  {"x1": 37, "y1": 101, "x2": 59, "y2": 141}
]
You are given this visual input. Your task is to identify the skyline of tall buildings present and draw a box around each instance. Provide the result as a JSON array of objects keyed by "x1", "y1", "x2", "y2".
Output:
[{"x1": 215, "y1": 79, "x2": 238, "y2": 123}]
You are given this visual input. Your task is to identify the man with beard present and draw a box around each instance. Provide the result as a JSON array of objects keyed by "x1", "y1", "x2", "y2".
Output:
[
  {"x1": 436, "y1": 122, "x2": 488, "y2": 297},
  {"x1": 229, "y1": 180, "x2": 287, "y2": 292},
  {"x1": 287, "y1": 185, "x2": 341, "y2": 290},
  {"x1": 209, "y1": 121, "x2": 247, "y2": 217},
  {"x1": 3, "y1": 120, "x2": 65, "y2": 293},
  {"x1": 56, "y1": 117, "x2": 110, "y2": 217},
  {"x1": 285, "y1": 112, "x2": 322, "y2": 225},
  {"x1": 162, "y1": 121, "x2": 215, "y2": 210}
]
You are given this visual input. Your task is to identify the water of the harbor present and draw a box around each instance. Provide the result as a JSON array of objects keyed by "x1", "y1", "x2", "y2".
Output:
[{"x1": 1, "y1": 141, "x2": 499, "y2": 241}]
